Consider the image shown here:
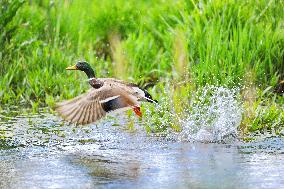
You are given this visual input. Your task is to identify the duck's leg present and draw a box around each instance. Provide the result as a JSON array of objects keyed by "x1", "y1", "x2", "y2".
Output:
[{"x1": 133, "y1": 106, "x2": 142, "y2": 117}]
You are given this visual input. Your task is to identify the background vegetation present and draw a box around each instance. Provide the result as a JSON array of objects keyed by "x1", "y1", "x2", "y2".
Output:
[{"x1": 0, "y1": 0, "x2": 283, "y2": 135}]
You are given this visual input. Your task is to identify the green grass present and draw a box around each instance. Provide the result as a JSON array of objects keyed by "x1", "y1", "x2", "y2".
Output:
[{"x1": 1, "y1": 0, "x2": 284, "y2": 136}]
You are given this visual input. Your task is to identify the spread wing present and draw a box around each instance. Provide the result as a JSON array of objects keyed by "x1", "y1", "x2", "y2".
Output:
[{"x1": 55, "y1": 85, "x2": 132, "y2": 125}]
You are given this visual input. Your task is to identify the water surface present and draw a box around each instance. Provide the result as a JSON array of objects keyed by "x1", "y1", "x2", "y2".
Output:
[{"x1": 0, "y1": 108, "x2": 284, "y2": 189}]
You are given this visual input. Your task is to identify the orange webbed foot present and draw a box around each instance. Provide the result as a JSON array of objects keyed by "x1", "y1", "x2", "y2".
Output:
[{"x1": 133, "y1": 106, "x2": 142, "y2": 117}]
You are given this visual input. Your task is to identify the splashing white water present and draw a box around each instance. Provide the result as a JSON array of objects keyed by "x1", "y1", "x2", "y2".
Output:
[
  {"x1": 144, "y1": 86, "x2": 243, "y2": 143},
  {"x1": 177, "y1": 86, "x2": 242, "y2": 142}
]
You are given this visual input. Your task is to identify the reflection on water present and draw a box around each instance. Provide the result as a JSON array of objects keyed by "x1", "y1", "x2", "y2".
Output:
[{"x1": 0, "y1": 108, "x2": 284, "y2": 189}]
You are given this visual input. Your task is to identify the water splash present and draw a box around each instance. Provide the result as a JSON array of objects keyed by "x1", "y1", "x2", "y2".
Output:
[
  {"x1": 178, "y1": 86, "x2": 242, "y2": 142},
  {"x1": 144, "y1": 86, "x2": 243, "y2": 143}
]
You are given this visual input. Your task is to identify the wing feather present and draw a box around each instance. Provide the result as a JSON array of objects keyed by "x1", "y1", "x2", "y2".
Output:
[
  {"x1": 84, "y1": 103, "x2": 93, "y2": 124},
  {"x1": 78, "y1": 103, "x2": 88, "y2": 124},
  {"x1": 55, "y1": 85, "x2": 129, "y2": 124},
  {"x1": 55, "y1": 88, "x2": 106, "y2": 124},
  {"x1": 55, "y1": 80, "x2": 147, "y2": 125}
]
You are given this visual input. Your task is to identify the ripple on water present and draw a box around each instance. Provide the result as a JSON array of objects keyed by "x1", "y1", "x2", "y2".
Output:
[
  {"x1": 238, "y1": 137, "x2": 284, "y2": 154},
  {"x1": 0, "y1": 105, "x2": 284, "y2": 189}
]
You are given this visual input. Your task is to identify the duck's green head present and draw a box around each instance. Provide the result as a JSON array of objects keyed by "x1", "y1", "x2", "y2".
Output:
[{"x1": 66, "y1": 61, "x2": 95, "y2": 78}]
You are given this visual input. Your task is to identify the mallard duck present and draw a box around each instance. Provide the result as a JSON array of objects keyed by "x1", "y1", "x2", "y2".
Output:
[{"x1": 55, "y1": 61, "x2": 157, "y2": 125}]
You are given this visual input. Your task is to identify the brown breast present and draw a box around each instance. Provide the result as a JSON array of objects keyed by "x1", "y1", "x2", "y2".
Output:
[{"x1": 89, "y1": 79, "x2": 104, "y2": 89}]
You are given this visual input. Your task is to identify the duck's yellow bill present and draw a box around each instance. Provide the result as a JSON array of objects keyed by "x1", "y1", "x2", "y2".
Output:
[{"x1": 66, "y1": 65, "x2": 78, "y2": 70}]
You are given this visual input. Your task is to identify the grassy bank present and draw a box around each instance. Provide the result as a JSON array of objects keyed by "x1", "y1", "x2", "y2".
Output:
[{"x1": 1, "y1": 0, "x2": 284, "y2": 135}]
